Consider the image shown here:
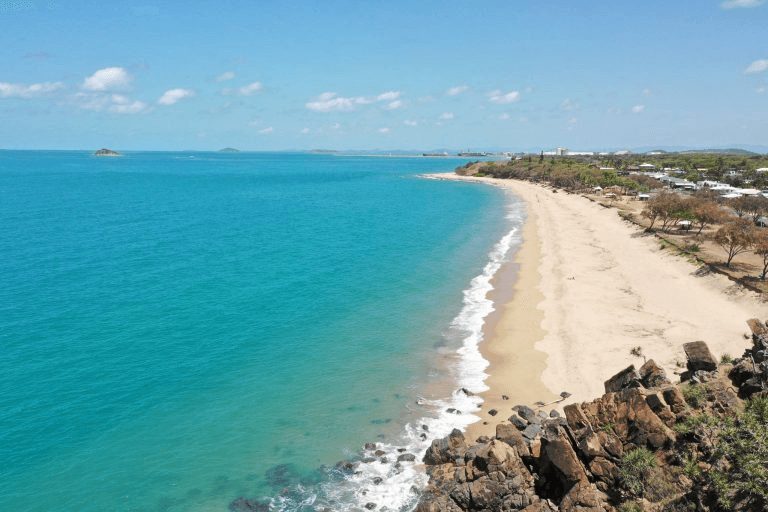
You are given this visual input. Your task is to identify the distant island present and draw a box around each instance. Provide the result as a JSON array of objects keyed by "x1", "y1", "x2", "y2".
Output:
[
  {"x1": 218, "y1": 147, "x2": 240, "y2": 153},
  {"x1": 94, "y1": 148, "x2": 121, "y2": 157}
]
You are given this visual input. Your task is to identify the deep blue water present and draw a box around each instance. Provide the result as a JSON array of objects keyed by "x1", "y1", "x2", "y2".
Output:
[{"x1": 0, "y1": 151, "x2": 509, "y2": 511}]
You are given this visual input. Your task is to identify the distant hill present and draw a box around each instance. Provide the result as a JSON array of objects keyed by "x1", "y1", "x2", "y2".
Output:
[
  {"x1": 678, "y1": 148, "x2": 758, "y2": 156},
  {"x1": 94, "y1": 148, "x2": 121, "y2": 157},
  {"x1": 218, "y1": 147, "x2": 240, "y2": 153}
]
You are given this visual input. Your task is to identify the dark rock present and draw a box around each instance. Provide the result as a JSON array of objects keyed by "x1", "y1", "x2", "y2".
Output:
[
  {"x1": 683, "y1": 341, "x2": 718, "y2": 372},
  {"x1": 374, "y1": 449, "x2": 385, "y2": 456},
  {"x1": 421, "y1": 424, "x2": 429, "y2": 431},
  {"x1": 334, "y1": 460, "x2": 358, "y2": 474},
  {"x1": 522, "y1": 423, "x2": 542, "y2": 440},
  {"x1": 365, "y1": 503, "x2": 376, "y2": 510},
  {"x1": 397, "y1": 447, "x2": 406, "y2": 453},
  {"x1": 379, "y1": 457, "x2": 389, "y2": 464},
  {"x1": 397, "y1": 453, "x2": 416, "y2": 462},
  {"x1": 549, "y1": 410, "x2": 560, "y2": 418},
  {"x1": 419, "y1": 433, "x2": 427, "y2": 440},
  {"x1": 476, "y1": 436, "x2": 490, "y2": 444},
  {"x1": 459, "y1": 387, "x2": 474, "y2": 396},
  {"x1": 373, "y1": 477, "x2": 383, "y2": 485},
  {"x1": 361, "y1": 457, "x2": 376, "y2": 463},
  {"x1": 730, "y1": 358, "x2": 756, "y2": 387},
  {"x1": 229, "y1": 497, "x2": 270, "y2": 512},
  {"x1": 639, "y1": 359, "x2": 671, "y2": 388},
  {"x1": 604, "y1": 365, "x2": 641, "y2": 393},
  {"x1": 662, "y1": 386, "x2": 688, "y2": 414},
  {"x1": 509, "y1": 413, "x2": 529, "y2": 430},
  {"x1": 364, "y1": 442, "x2": 377, "y2": 451},
  {"x1": 515, "y1": 405, "x2": 538, "y2": 422},
  {"x1": 502, "y1": 394, "x2": 509, "y2": 400},
  {"x1": 488, "y1": 408, "x2": 498, "y2": 416}
]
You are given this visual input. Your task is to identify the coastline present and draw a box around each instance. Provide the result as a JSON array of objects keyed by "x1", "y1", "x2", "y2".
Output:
[{"x1": 423, "y1": 172, "x2": 767, "y2": 441}]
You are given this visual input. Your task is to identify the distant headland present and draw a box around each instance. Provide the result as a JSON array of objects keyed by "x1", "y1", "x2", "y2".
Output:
[
  {"x1": 94, "y1": 148, "x2": 121, "y2": 157},
  {"x1": 218, "y1": 147, "x2": 240, "y2": 153}
]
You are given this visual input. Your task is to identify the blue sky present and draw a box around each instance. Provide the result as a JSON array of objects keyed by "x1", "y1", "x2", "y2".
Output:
[{"x1": 1, "y1": 0, "x2": 767, "y2": 151}]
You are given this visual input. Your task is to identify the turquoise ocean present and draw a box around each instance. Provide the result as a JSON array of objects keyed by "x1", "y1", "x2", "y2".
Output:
[{"x1": 0, "y1": 151, "x2": 523, "y2": 511}]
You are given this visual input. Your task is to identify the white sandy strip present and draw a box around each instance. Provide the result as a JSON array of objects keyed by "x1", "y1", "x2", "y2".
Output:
[{"x1": 425, "y1": 173, "x2": 767, "y2": 408}]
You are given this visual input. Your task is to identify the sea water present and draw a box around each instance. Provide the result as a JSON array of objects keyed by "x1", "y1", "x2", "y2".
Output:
[{"x1": 0, "y1": 151, "x2": 523, "y2": 511}]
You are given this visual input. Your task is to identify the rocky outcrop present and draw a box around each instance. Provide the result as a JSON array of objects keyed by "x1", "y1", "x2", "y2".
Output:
[
  {"x1": 94, "y1": 148, "x2": 120, "y2": 156},
  {"x1": 417, "y1": 324, "x2": 768, "y2": 512}
]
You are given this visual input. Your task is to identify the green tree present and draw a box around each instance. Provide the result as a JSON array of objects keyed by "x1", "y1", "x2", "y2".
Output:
[{"x1": 714, "y1": 218, "x2": 757, "y2": 267}]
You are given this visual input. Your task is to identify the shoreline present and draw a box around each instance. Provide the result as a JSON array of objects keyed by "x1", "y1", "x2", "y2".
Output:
[{"x1": 423, "y1": 172, "x2": 767, "y2": 441}]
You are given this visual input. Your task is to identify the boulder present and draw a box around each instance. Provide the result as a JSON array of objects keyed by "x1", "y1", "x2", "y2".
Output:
[
  {"x1": 558, "y1": 481, "x2": 607, "y2": 512},
  {"x1": 639, "y1": 359, "x2": 671, "y2": 388},
  {"x1": 522, "y1": 423, "x2": 543, "y2": 440},
  {"x1": 683, "y1": 341, "x2": 718, "y2": 372},
  {"x1": 515, "y1": 405, "x2": 538, "y2": 422},
  {"x1": 397, "y1": 453, "x2": 416, "y2": 462},
  {"x1": 747, "y1": 318, "x2": 768, "y2": 337},
  {"x1": 510, "y1": 413, "x2": 529, "y2": 430},
  {"x1": 496, "y1": 422, "x2": 531, "y2": 456},
  {"x1": 423, "y1": 429, "x2": 467, "y2": 465},
  {"x1": 604, "y1": 365, "x2": 641, "y2": 393}
]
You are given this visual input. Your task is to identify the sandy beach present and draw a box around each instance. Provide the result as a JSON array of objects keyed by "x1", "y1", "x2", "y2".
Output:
[{"x1": 425, "y1": 173, "x2": 768, "y2": 440}]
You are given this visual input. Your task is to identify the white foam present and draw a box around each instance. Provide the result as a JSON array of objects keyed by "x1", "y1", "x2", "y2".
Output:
[{"x1": 272, "y1": 190, "x2": 525, "y2": 511}]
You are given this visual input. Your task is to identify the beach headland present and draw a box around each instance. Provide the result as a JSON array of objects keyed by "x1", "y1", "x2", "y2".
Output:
[{"x1": 423, "y1": 172, "x2": 767, "y2": 440}]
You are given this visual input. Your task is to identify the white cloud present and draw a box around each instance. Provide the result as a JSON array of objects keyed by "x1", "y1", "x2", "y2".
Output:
[
  {"x1": 75, "y1": 92, "x2": 148, "y2": 114},
  {"x1": 107, "y1": 95, "x2": 148, "y2": 114},
  {"x1": 0, "y1": 81, "x2": 64, "y2": 98},
  {"x1": 384, "y1": 99, "x2": 403, "y2": 110},
  {"x1": 403, "y1": 119, "x2": 418, "y2": 126},
  {"x1": 446, "y1": 85, "x2": 469, "y2": 96},
  {"x1": 238, "y1": 82, "x2": 263, "y2": 95},
  {"x1": 110, "y1": 100, "x2": 148, "y2": 114},
  {"x1": 721, "y1": 0, "x2": 764, "y2": 8},
  {"x1": 642, "y1": 88, "x2": 652, "y2": 97},
  {"x1": 631, "y1": 104, "x2": 645, "y2": 113},
  {"x1": 306, "y1": 90, "x2": 403, "y2": 112},
  {"x1": 499, "y1": 113, "x2": 511, "y2": 120},
  {"x1": 376, "y1": 91, "x2": 400, "y2": 101},
  {"x1": 757, "y1": 86, "x2": 766, "y2": 93},
  {"x1": 82, "y1": 67, "x2": 131, "y2": 91},
  {"x1": 378, "y1": 127, "x2": 390, "y2": 134},
  {"x1": 158, "y1": 88, "x2": 194, "y2": 105},
  {"x1": 258, "y1": 126, "x2": 274, "y2": 134},
  {"x1": 306, "y1": 92, "x2": 361, "y2": 112},
  {"x1": 439, "y1": 112, "x2": 454, "y2": 120},
  {"x1": 300, "y1": 127, "x2": 310, "y2": 134},
  {"x1": 216, "y1": 71, "x2": 235, "y2": 82},
  {"x1": 560, "y1": 98, "x2": 578, "y2": 111},
  {"x1": 745, "y1": 59, "x2": 768, "y2": 74},
  {"x1": 488, "y1": 89, "x2": 520, "y2": 104}
]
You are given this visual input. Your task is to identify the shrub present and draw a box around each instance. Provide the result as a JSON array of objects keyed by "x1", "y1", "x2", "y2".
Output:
[
  {"x1": 619, "y1": 447, "x2": 657, "y2": 498},
  {"x1": 710, "y1": 396, "x2": 768, "y2": 510},
  {"x1": 682, "y1": 384, "x2": 706, "y2": 409},
  {"x1": 618, "y1": 502, "x2": 643, "y2": 512},
  {"x1": 720, "y1": 353, "x2": 733, "y2": 364}
]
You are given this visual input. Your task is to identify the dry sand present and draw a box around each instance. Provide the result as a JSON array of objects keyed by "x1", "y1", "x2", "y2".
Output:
[{"x1": 424, "y1": 173, "x2": 767, "y2": 440}]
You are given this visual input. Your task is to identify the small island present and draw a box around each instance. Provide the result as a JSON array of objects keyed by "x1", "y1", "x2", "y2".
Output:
[
  {"x1": 94, "y1": 148, "x2": 121, "y2": 157},
  {"x1": 218, "y1": 147, "x2": 240, "y2": 153}
]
